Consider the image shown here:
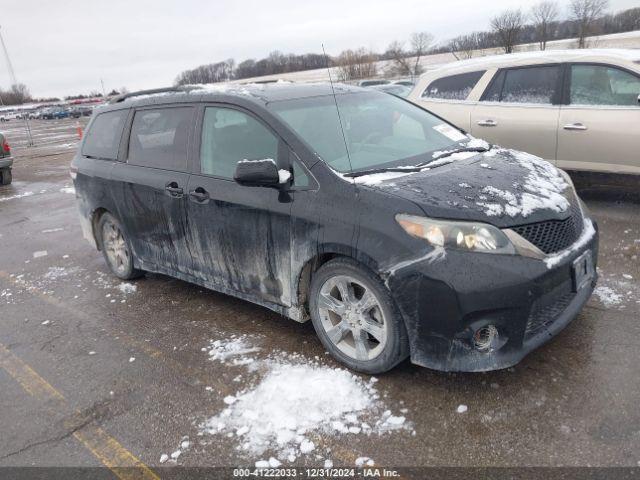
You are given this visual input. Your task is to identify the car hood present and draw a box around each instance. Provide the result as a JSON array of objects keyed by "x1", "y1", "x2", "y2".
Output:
[{"x1": 357, "y1": 148, "x2": 577, "y2": 228}]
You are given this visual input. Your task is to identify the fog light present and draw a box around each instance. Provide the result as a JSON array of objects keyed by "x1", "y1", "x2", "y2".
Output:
[{"x1": 473, "y1": 325, "x2": 498, "y2": 352}]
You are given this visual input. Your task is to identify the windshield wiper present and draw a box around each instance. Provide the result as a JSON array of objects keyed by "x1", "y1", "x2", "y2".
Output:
[
  {"x1": 344, "y1": 144, "x2": 493, "y2": 178},
  {"x1": 414, "y1": 144, "x2": 492, "y2": 169},
  {"x1": 344, "y1": 166, "x2": 421, "y2": 178}
]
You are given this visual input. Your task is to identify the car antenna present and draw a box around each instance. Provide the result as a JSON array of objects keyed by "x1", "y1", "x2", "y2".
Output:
[{"x1": 322, "y1": 44, "x2": 354, "y2": 178}]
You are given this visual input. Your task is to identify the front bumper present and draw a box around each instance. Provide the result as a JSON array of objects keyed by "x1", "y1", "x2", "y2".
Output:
[
  {"x1": 387, "y1": 219, "x2": 599, "y2": 372},
  {"x1": 0, "y1": 156, "x2": 13, "y2": 169}
]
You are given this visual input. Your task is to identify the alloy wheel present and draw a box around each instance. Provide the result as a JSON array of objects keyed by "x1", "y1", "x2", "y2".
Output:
[{"x1": 317, "y1": 275, "x2": 388, "y2": 361}]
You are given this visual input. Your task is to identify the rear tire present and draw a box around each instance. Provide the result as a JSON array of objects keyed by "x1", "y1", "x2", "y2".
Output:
[
  {"x1": 309, "y1": 258, "x2": 409, "y2": 374},
  {"x1": 98, "y1": 212, "x2": 143, "y2": 280},
  {"x1": 0, "y1": 168, "x2": 12, "y2": 185}
]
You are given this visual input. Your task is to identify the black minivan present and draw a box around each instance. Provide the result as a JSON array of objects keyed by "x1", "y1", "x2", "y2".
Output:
[{"x1": 71, "y1": 83, "x2": 598, "y2": 374}]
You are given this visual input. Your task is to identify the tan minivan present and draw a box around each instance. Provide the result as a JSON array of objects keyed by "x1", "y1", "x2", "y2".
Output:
[{"x1": 408, "y1": 50, "x2": 640, "y2": 175}]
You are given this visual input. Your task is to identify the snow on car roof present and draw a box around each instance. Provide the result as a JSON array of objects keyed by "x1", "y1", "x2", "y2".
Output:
[
  {"x1": 420, "y1": 49, "x2": 640, "y2": 76},
  {"x1": 112, "y1": 82, "x2": 364, "y2": 108}
]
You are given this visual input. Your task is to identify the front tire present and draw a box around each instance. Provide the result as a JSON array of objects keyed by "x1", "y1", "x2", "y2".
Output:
[
  {"x1": 98, "y1": 213, "x2": 143, "y2": 280},
  {"x1": 309, "y1": 258, "x2": 409, "y2": 374}
]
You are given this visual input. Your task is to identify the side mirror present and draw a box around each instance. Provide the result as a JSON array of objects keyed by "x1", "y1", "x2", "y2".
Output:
[{"x1": 234, "y1": 159, "x2": 284, "y2": 187}]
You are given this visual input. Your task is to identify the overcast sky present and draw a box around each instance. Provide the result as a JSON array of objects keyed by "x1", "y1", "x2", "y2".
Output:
[{"x1": 2, "y1": 0, "x2": 637, "y2": 98}]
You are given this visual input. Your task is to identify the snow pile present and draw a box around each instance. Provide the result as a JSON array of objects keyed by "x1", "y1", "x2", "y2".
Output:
[
  {"x1": 60, "y1": 187, "x2": 75, "y2": 194},
  {"x1": 476, "y1": 150, "x2": 569, "y2": 218},
  {"x1": 200, "y1": 360, "x2": 408, "y2": 463},
  {"x1": 204, "y1": 335, "x2": 261, "y2": 365}
]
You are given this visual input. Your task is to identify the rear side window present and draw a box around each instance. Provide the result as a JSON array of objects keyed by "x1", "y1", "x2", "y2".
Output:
[
  {"x1": 82, "y1": 110, "x2": 128, "y2": 160},
  {"x1": 200, "y1": 107, "x2": 279, "y2": 179},
  {"x1": 570, "y1": 64, "x2": 640, "y2": 106},
  {"x1": 422, "y1": 71, "x2": 485, "y2": 100},
  {"x1": 482, "y1": 65, "x2": 560, "y2": 104},
  {"x1": 128, "y1": 107, "x2": 193, "y2": 171}
]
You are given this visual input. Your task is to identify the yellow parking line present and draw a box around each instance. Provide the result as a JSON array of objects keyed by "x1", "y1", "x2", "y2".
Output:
[
  {"x1": 0, "y1": 343, "x2": 159, "y2": 480},
  {"x1": 0, "y1": 343, "x2": 65, "y2": 403},
  {"x1": 0, "y1": 269, "x2": 390, "y2": 471}
]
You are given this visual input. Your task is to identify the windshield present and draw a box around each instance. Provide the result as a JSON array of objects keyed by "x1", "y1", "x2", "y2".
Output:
[{"x1": 269, "y1": 91, "x2": 467, "y2": 173}]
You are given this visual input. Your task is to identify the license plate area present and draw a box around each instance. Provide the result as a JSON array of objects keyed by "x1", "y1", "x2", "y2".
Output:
[{"x1": 572, "y1": 250, "x2": 594, "y2": 292}]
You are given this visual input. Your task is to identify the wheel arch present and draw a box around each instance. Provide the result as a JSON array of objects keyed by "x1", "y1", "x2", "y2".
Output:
[
  {"x1": 294, "y1": 245, "x2": 382, "y2": 321},
  {"x1": 91, "y1": 207, "x2": 110, "y2": 251}
]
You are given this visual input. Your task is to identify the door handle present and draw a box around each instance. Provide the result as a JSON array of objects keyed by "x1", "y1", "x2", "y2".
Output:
[
  {"x1": 563, "y1": 123, "x2": 587, "y2": 131},
  {"x1": 477, "y1": 119, "x2": 497, "y2": 127},
  {"x1": 165, "y1": 181, "x2": 183, "y2": 198},
  {"x1": 189, "y1": 187, "x2": 210, "y2": 204}
]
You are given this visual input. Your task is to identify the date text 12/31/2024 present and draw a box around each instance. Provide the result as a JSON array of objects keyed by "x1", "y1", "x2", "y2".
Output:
[{"x1": 233, "y1": 467, "x2": 402, "y2": 477}]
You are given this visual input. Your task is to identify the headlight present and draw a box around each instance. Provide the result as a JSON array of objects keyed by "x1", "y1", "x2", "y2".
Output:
[{"x1": 396, "y1": 214, "x2": 515, "y2": 254}]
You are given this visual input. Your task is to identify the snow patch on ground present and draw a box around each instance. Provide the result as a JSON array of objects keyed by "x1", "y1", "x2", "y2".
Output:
[
  {"x1": 0, "y1": 191, "x2": 34, "y2": 202},
  {"x1": 592, "y1": 270, "x2": 639, "y2": 309},
  {"x1": 117, "y1": 282, "x2": 137, "y2": 294},
  {"x1": 204, "y1": 335, "x2": 261, "y2": 365},
  {"x1": 43, "y1": 266, "x2": 80, "y2": 280},
  {"x1": 594, "y1": 286, "x2": 623, "y2": 307},
  {"x1": 60, "y1": 186, "x2": 75, "y2": 194},
  {"x1": 159, "y1": 436, "x2": 190, "y2": 465}
]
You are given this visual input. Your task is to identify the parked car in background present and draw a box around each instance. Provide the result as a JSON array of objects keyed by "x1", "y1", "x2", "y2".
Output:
[
  {"x1": 0, "y1": 112, "x2": 19, "y2": 122},
  {"x1": 41, "y1": 107, "x2": 70, "y2": 120},
  {"x1": 408, "y1": 49, "x2": 640, "y2": 176},
  {"x1": 72, "y1": 83, "x2": 597, "y2": 374},
  {"x1": 69, "y1": 106, "x2": 93, "y2": 118},
  {"x1": 393, "y1": 79, "x2": 415, "y2": 87},
  {"x1": 371, "y1": 83, "x2": 412, "y2": 97},
  {"x1": 0, "y1": 132, "x2": 12, "y2": 185},
  {"x1": 358, "y1": 79, "x2": 390, "y2": 87}
]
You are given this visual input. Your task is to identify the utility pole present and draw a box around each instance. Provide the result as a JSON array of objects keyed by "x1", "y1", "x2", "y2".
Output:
[
  {"x1": 0, "y1": 25, "x2": 34, "y2": 147},
  {"x1": 0, "y1": 26, "x2": 16, "y2": 86}
]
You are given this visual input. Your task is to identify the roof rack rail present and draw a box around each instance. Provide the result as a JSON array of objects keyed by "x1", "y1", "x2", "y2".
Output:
[{"x1": 109, "y1": 86, "x2": 202, "y2": 104}]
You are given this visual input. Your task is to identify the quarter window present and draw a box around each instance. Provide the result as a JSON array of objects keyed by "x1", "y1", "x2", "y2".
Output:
[
  {"x1": 422, "y1": 71, "x2": 486, "y2": 100},
  {"x1": 128, "y1": 107, "x2": 193, "y2": 171},
  {"x1": 82, "y1": 110, "x2": 128, "y2": 160},
  {"x1": 570, "y1": 64, "x2": 640, "y2": 106},
  {"x1": 200, "y1": 107, "x2": 279, "y2": 179},
  {"x1": 482, "y1": 65, "x2": 560, "y2": 104}
]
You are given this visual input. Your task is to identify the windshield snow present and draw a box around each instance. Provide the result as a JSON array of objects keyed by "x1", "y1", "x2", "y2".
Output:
[{"x1": 269, "y1": 91, "x2": 467, "y2": 173}]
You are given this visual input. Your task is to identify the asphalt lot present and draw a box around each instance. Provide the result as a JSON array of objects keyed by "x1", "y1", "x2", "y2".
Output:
[{"x1": 1, "y1": 117, "x2": 639, "y2": 477}]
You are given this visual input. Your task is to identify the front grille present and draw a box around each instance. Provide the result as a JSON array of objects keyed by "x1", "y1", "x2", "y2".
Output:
[
  {"x1": 512, "y1": 201, "x2": 584, "y2": 254},
  {"x1": 525, "y1": 282, "x2": 576, "y2": 337}
]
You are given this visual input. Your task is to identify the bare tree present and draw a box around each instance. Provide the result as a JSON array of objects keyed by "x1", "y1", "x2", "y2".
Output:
[
  {"x1": 491, "y1": 9, "x2": 525, "y2": 54},
  {"x1": 385, "y1": 41, "x2": 412, "y2": 76},
  {"x1": 409, "y1": 32, "x2": 433, "y2": 76},
  {"x1": 0, "y1": 84, "x2": 32, "y2": 105},
  {"x1": 531, "y1": 2, "x2": 559, "y2": 50},
  {"x1": 336, "y1": 48, "x2": 377, "y2": 81},
  {"x1": 386, "y1": 33, "x2": 433, "y2": 77},
  {"x1": 570, "y1": 0, "x2": 609, "y2": 48},
  {"x1": 449, "y1": 32, "x2": 485, "y2": 59}
]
